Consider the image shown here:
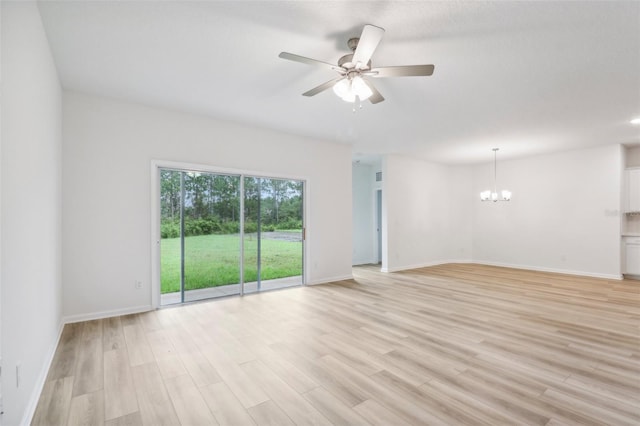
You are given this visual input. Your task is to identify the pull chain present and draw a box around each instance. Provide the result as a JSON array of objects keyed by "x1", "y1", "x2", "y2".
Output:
[{"x1": 352, "y1": 95, "x2": 363, "y2": 113}]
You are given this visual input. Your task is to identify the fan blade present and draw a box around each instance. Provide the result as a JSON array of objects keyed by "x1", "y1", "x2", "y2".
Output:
[
  {"x1": 370, "y1": 64, "x2": 435, "y2": 78},
  {"x1": 363, "y1": 79, "x2": 385, "y2": 104},
  {"x1": 302, "y1": 77, "x2": 345, "y2": 97},
  {"x1": 352, "y1": 24, "x2": 385, "y2": 68},
  {"x1": 279, "y1": 52, "x2": 337, "y2": 71}
]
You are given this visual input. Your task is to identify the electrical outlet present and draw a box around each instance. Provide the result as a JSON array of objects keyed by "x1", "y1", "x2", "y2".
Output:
[{"x1": 135, "y1": 280, "x2": 143, "y2": 289}]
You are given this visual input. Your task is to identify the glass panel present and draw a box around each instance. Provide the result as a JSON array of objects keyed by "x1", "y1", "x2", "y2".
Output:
[
  {"x1": 160, "y1": 169, "x2": 183, "y2": 305},
  {"x1": 243, "y1": 177, "x2": 303, "y2": 294},
  {"x1": 183, "y1": 172, "x2": 241, "y2": 302},
  {"x1": 260, "y1": 178, "x2": 304, "y2": 291}
]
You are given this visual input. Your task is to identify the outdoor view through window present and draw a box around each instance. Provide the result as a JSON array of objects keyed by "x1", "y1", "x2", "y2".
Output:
[{"x1": 160, "y1": 169, "x2": 304, "y2": 304}]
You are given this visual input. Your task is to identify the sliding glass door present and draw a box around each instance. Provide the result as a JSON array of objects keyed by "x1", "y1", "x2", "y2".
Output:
[
  {"x1": 243, "y1": 177, "x2": 304, "y2": 294},
  {"x1": 160, "y1": 168, "x2": 304, "y2": 305},
  {"x1": 160, "y1": 170, "x2": 241, "y2": 304}
]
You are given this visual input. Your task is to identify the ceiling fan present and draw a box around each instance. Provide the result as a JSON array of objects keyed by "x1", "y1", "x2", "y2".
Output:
[{"x1": 279, "y1": 24, "x2": 434, "y2": 105}]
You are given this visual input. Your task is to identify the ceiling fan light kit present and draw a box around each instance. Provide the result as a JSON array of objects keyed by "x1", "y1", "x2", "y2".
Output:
[
  {"x1": 332, "y1": 75, "x2": 373, "y2": 102},
  {"x1": 481, "y1": 148, "x2": 512, "y2": 202},
  {"x1": 279, "y1": 24, "x2": 435, "y2": 107}
]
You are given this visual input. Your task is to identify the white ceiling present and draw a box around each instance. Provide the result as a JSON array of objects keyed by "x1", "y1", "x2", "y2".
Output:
[{"x1": 37, "y1": 1, "x2": 640, "y2": 164}]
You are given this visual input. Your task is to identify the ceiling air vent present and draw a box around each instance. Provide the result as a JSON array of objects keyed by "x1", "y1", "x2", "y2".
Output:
[{"x1": 376, "y1": 172, "x2": 382, "y2": 182}]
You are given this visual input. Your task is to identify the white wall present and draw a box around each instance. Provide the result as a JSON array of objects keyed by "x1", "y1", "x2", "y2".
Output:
[
  {"x1": 1, "y1": 2, "x2": 63, "y2": 424},
  {"x1": 62, "y1": 92, "x2": 352, "y2": 319},
  {"x1": 446, "y1": 165, "x2": 474, "y2": 261},
  {"x1": 472, "y1": 144, "x2": 622, "y2": 278},
  {"x1": 379, "y1": 146, "x2": 621, "y2": 279},
  {"x1": 382, "y1": 155, "x2": 473, "y2": 272},
  {"x1": 352, "y1": 163, "x2": 375, "y2": 265},
  {"x1": 626, "y1": 145, "x2": 640, "y2": 167}
]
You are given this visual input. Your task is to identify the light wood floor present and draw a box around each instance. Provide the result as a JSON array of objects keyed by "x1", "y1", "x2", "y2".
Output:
[{"x1": 33, "y1": 264, "x2": 640, "y2": 425}]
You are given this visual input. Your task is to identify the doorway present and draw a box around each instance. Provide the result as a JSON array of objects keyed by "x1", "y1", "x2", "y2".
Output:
[
  {"x1": 158, "y1": 167, "x2": 304, "y2": 305},
  {"x1": 376, "y1": 189, "x2": 382, "y2": 264}
]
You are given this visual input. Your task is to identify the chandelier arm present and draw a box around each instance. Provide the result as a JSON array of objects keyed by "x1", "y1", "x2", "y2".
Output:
[{"x1": 494, "y1": 149, "x2": 498, "y2": 194}]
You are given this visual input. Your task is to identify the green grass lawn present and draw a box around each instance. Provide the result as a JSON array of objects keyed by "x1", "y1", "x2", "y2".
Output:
[{"x1": 161, "y1": 233, "x2": 302, "y2": 293}]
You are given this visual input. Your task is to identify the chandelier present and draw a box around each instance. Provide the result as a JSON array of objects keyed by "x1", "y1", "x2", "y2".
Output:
[{"x1": 480, "y1": 148, "x2": 512, "y2": 202}]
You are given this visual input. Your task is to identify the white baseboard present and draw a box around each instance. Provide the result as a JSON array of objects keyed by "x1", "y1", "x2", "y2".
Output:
[
  {"x1": 378, "y1": 259, "x2": 621, "y2": 280},
  {"x1": 477, "y1": 260, "x2": 623, "y2": 280},
  {"x1": 307, "y1": 274, "x2": 354, "y2": 285},
  {"x1": 62, "y1": 304, "x2": 153, "y2": 324},
  {"x1": 352, "y1": 258, "x2": 378, "y2": 266},
  {"x1": 382, "y1": 259, "x2": 473, "y2": 273},
  {"x1": 20, "y1": 320, "x2": 65, "y2": 426}
]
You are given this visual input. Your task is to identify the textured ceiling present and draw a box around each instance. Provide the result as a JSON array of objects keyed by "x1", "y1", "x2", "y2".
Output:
[{"x1": 37, "y1": 1, "x2": 640, "y2": 164}]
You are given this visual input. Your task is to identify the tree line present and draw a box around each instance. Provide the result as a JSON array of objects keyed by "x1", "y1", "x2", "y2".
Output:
[{"x1": 161, "y1": 170, "x2": 303, "y2": 238}]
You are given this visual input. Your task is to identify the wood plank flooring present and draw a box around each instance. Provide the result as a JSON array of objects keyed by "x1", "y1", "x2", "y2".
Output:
[{"x1": 33, "y1": 264, "x2": 640, "y2": 425}]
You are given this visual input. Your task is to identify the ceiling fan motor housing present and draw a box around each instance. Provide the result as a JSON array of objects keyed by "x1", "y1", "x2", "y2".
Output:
[
  {"x1": 339, "y1": 37, "x2": 372, "y2": 71},
  {"x1": 347, "y1": 37, "x2": 360, "y2": 51},
  {"x1": 338, "y1": 53, "x2": 372, "y2": 71}
]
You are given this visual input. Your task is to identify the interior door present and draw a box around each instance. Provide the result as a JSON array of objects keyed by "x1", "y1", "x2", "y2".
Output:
[{"x1": 377, "y1": 189, "x2": 382, "y2": 263}]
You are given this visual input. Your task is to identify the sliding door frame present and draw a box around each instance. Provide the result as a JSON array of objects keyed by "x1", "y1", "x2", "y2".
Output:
[{"x1": 150, "y1": 159, "x2": 308, "y2": 308}]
